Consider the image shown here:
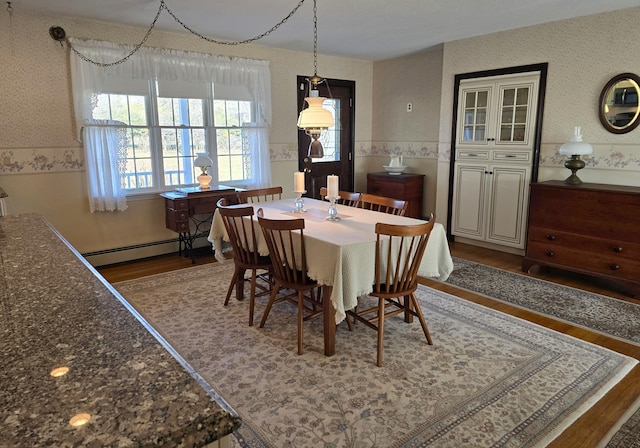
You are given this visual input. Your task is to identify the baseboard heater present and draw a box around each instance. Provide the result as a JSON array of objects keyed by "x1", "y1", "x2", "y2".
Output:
[{"x1": 81, "y1": 238, "x2": 179, "y2": 257}]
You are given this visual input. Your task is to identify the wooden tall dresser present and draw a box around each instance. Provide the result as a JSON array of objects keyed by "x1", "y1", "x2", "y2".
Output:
[
  {"x1": 366, "y1": 172, "x2": 424, "y2": 218},
  {"x1": 522, "y1": 181, "x2": 640, "y2": 297}
]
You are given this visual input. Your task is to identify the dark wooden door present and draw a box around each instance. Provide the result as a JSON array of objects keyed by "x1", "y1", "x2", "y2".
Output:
[{"x1": 297, "y1": 77, "x2": 355, "y2": 199}]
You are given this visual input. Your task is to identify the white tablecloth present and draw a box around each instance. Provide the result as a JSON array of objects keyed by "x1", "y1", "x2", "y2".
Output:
[{"x1": 208, "y1": 198, "x2": 454, "y2": 324}]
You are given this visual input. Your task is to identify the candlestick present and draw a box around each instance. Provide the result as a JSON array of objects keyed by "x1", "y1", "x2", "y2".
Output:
[
  {"x1": 325, "y1": 196, "x2": 341, "y2": 221},
  {"x1": 294, "y1": 172, "x2": 305, "y2": 193},
  {"x1": 327, "y1": 175, "x2": 339, "y2": 198},
  {"x1": 292, "y1": 190, "x2": 307, "y2": 213}
]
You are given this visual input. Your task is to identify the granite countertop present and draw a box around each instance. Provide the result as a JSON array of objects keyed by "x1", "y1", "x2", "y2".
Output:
[{"x1": 0, "y1": 214, "x2": 241, "y2": 447}]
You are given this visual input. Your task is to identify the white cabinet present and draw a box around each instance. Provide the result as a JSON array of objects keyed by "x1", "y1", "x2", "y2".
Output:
[
  {"x1": 452, "y1": 72, "x2": 540, "y2": 250},
  {"x1": 452, "y1": 162, "x2": 530, "y2": 248}
]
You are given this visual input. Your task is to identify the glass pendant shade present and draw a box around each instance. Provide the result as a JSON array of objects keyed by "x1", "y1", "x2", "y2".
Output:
[
  {"x1": 297, "y1": 96, "x2": 334, "y2": 130},
  {"x1": 298, "y1": 93, "x2": 334, "y2": 159}
]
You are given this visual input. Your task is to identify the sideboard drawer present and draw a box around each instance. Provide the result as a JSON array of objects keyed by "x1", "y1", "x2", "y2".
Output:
[
  {"x1": 527, "y1": 226, "x2": 640, "y2": 260},
  {"x1": 526, "y1": 241, "x2": 640, "y2": 282}
]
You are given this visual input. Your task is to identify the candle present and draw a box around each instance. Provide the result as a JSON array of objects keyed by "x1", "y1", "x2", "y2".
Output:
[
  {"x1": 294, "y1": 171, "x2": 305, "y2": 193},
  {"x1": 327, "y1": 175, "x2": 339, "y2": 198}
]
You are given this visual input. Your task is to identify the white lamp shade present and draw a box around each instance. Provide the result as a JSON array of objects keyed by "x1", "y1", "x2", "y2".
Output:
[
  {"x1": 297, "y1": 96, "x2": 334, "y2": 130},
  {"x1": 194, "y1": 152, "x2": 214, "y2": 168},
  {"x1": 559, "y1": 126, "x2": 592, "y2": 156}
]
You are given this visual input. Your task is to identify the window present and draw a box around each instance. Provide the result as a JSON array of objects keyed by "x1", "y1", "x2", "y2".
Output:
[
  {"x1": 91, "y1": 85, "x2": 257, "y2": 193},
  {"x1": 69, "y1": 38, "x2": 272, "y2": 212}
]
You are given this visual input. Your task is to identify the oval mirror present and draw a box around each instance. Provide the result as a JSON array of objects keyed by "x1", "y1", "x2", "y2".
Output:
[{"x1": 599, "y1": 73, "x2": 640, "y2": 134}]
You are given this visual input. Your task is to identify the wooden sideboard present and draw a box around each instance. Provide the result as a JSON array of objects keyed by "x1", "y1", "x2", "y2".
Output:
[
  {"x1": 522, "y1": 181, "x2": 640, "y2": 297},
  {"x1": 161, "y1": 186, "x2": 236, "y2": 258},
  {"x1": 366, "y1": 172, "x2": 425, "y2": 218}
]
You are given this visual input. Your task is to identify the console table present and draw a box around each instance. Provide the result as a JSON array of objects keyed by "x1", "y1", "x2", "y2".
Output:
[
  {"x1": 0, "y1": 214, "x2": 241, "y2": 446},
  {"x1": 523, "y1": 181, "x2": 640, "y2": 297},
  {"x1": 161, "y1": 186, "x2": 236, "y2": 260},
  {"x1": 366, "y1": 172, "x2": 425, "y2": 218}
]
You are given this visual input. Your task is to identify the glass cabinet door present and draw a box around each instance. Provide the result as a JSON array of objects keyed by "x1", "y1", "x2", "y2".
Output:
[
  {"x1": 498, "y1": 85, "x2": 530, "y2": 144},
  {"x1": 456, "y1": 73, "x2": 538, "y2": 150},
  {"x1": 461, "y1": 88, "x2": 491, "y2": 143}
]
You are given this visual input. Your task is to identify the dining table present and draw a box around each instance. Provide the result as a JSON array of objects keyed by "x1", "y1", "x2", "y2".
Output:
[{"x1": 207, "y1": 197, "x2": 454, "y2": 356}]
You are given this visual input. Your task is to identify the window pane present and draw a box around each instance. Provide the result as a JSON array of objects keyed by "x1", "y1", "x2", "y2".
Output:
[
  {"x1": 514, "y1": 106, "x2": 528, "y2": 123},
  {"x1": 189, "y1": 99, "x2": 204, "y2": 126},
  {"x1": 310, "y1": 99, "x2": 339, "y2": 163},
  {"x1": 477, "y1": 91, "x2": 488, "y2": 107},
  {"x1": 501, "y1": 106, "x2": 514, "y2": 124},
  {"x1": 464, "y1": 92, "x2": 475, "y2": 108},
  {"x1": 502, "y1": 88, "x2": 515, "y2": 106},
  {"x1": 516, "y1": 87, "x2": 529, "y2": 105},
  {"x1": 214, "y1": 100, "x2": 227, "y2": 126},
  {"x1": 157, "y1": 97, "x2": 175, "y2": 126}
]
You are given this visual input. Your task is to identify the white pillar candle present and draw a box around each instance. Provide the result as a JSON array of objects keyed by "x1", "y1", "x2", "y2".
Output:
[
  {"x1": 327, "y1": 175, "x2": 339, "y2": 198},
  {"x1": 294, "y1": 171, "x2": 305, "y2": 193}
]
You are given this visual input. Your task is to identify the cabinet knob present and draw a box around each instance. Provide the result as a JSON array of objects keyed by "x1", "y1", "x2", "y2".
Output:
[
  {"x1": 545, "y1": 250, "x2": 554, "y2": 257},
  {"x1": 546, "y1": 234, "x2": 556, "y2": 241},
  {"x1": 610, "y1": 263, "x2": 620, "y2": 270},
  {"x1": 613, "y1": 246, "x2": 623, "y2": 253}
]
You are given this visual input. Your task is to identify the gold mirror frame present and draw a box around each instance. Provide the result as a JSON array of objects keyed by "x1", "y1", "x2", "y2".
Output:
[{"x1": 599, "y1": 73, "x2": 640, "y2": 134}]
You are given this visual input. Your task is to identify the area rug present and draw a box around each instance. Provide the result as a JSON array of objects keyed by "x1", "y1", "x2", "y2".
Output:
[
  {"x1": 113, "y1": 262, "x2": 637, "y2": 448},
  {"x1": 443, "y1": 257, "x2": 640, "y2": 447},
  {"x1": 445, "y1": 258, "x2": 640, "y2": 345}
]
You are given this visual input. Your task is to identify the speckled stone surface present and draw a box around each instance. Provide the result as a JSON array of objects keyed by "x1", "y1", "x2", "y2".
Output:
[{"x1": 0, "y1": 214, "x2": 241, "y2": 447}]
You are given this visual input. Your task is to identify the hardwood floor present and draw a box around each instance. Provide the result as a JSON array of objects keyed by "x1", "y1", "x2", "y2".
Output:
[{"x1": 97, "y1": 242, "x2": 640, "y2": 448}]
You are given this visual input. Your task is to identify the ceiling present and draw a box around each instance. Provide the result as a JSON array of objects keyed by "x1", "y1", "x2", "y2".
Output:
[{"x1": 13, "y1": 0, "x2": 640, "y2": 61}]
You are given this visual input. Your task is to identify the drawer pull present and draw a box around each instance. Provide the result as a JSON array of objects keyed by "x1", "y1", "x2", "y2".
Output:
[
  {"x1": 504, "y1": 154, "x2": 516, "y2": 158},
  {"x1": 546, "y1": 234, "x2": 556, "y2": 241},
  {"x1": 613, "y1": 246, "x2": 623, "y2": 253},
  {"x1": 545, "y1": 250, "x2": 554, "y2": 257},
  {"x1": 610, "y1": 263, "x2": 620, "y2": 271}
]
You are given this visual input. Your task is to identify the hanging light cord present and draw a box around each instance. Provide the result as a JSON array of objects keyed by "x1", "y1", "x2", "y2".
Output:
[
  {"x1": 63, "y1": 0, "x2": 307, "y2": 67},
  {"x1": 7, "y1": 2, "x2": 14, "y2": 55}
]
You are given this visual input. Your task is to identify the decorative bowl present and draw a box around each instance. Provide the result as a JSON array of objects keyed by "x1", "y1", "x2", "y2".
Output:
[{"x1": 383, "y1": 165, "x2": 408, "y2": 174}]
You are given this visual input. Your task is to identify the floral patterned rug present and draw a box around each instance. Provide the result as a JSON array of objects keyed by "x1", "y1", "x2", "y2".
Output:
[
  {"x1": 114, "y1": 262, "x2": 637, "y2": 448},
  {"x1": 444, "y1": 257, "x2": 640, "y2": 448},
  {"x1": 445, "y1": 258, "x2": 640, "y2": 345}
]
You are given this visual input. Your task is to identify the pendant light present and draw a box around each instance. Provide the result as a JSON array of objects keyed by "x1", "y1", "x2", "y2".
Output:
[{"x1": 297, "y1": 0, "x2": 334, "y2": 158}]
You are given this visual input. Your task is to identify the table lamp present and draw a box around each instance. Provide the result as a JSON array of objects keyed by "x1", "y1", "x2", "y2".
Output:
[
  {"x1": 194, "y1": 152, "x2": 214, "y2": 189},
  {"x1": 558, "y1": 126, "x2": 592, "y2": 185}
]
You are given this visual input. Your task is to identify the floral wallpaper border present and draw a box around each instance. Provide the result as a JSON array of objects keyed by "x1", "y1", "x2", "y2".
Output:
[
  {"x1": 2, "y1": 142, "x2": 639, "y2": 174},
  {"x1": 0, "y1": 147, "x2": 84, "y2": 174}
]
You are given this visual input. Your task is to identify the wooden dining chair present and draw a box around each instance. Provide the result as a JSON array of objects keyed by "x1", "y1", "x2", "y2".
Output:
[
  {"x1": 256, "y1": 209, "x2": 323, "y2": 355},
  {"x1": 358, "y1": 193, "x2": 407, "y2": 216},
  {"x1": 319, "y1": 187, "x2": 361, "y2": 207},
  {"x1": 237, "y1": 186, "x2": 283, "y2": 204},
  {"x1": 216, "y1": 198, "x2": 273, "y2": 326},
  {"x1": 347, "y1": 214, "x2": 435, "y2": 366}
]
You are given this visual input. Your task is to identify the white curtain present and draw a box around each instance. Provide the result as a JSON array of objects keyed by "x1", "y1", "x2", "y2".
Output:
[
  {"x1": 244, "y1": 123, "x2": 272, "y2": 188},
  {"x1": 68, "y1": 38, "x2": 272, "y2": 210},
  {"x1": 83, "y1": 120, "x2": 128, "y2": 212}
]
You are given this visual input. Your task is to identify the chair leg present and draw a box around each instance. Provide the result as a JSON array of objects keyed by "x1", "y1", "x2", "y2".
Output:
[
  {"x1": 249, "y1": 269, "x2": 257, "y2": 326},
  {"x1": 224, "y1": 266, "x2": 242, "y2": 306},
  {"x1": 410, "y1": 294, "x2": 433, "y2": 345},
  {"x1": 259, "y1": 280, "x2": 281, "y2": 328},
  {"x1": 298, "y1": 290, "x2": 304, "y2": 355},
  {"x1": 376, "y1": 298, "x2": 385, "y2": 367}
]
